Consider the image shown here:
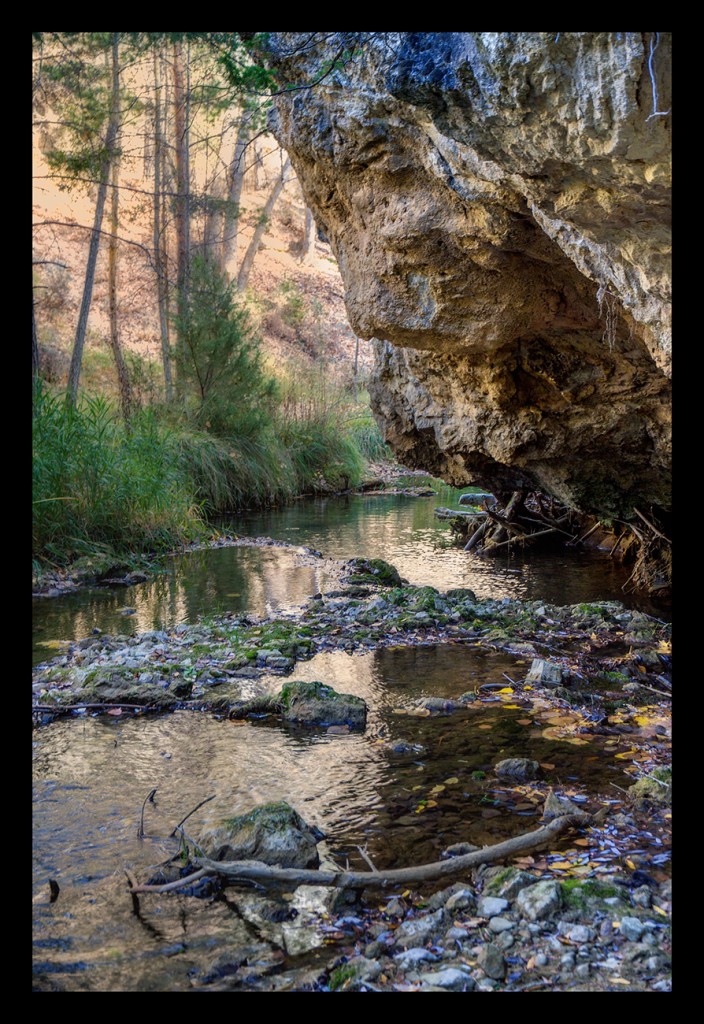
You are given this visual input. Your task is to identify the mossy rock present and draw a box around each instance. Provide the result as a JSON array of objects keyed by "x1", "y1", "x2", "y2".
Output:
[
  {"x1": 560, "y1": 878, "x2": 624, "y2": 912},
  {"x1": 197, "y1": 800, "x2": 322, "y2": 868},
  {"x1": 446, "y1": 587, "x2": 477, "y2": 602},
  {"x1": 278, "y1": 680, "x2": 367, "y2": 729},
  {"x1": 628, "y1": 768, "x2": 672, "y2": 806},
  {"x1": 74, "y1": 667, "x2": 191, "y2": 706},
  {"x1": 344, "y1": 558, "x2": 404, "y2": 587}
]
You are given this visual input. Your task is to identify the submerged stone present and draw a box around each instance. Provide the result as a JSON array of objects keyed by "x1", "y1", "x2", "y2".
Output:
[{"x1": 495, "y1": 757, "x2": 540, "y2": 780}]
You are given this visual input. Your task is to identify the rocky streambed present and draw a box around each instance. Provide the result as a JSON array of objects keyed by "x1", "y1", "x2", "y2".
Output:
[{"x1": 32, "y1": 556, "x2": 671, "y2": 992}]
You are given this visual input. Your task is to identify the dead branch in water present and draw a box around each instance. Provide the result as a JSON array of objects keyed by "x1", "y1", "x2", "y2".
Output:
[{"x1": 125, "y1": 811, "x2": 590, "y2": 895}]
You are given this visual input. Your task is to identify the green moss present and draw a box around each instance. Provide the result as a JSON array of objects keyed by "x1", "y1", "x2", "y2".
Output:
[
  {"x1": 345, "y1": 558, "x2": 403, "y2": 587},
  {"x1": 561, "y1": 879, "x2": 621, "y2": 908},
  {"x1": 329, "y1": 963, "x2": 358, "y2": 991},
  {"x1": 278, "y1": 680, "x2": 334, "y2": 708}
]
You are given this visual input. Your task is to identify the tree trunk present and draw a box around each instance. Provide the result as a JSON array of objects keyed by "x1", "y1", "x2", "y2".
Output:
[
  {"x1": 153, "y1": 45, "x2": 173, "y2": 401},
  {"x1": 236, "y1": 157, "x2": 291, "y2": 292},
  {"x1": 301, "y1": 206, "x2": 316, "y2": 264},
  {"x1": 66, "y1": 32, "x2": 121, "y2": 405},
  {"x1": 172, "y1": 39, "x2": 191, "y2": 395},
  {"x1": 221, "y1": 109, "x2": 253, "y2": 274},
  {"x1": 32, "y1": 293, "x2": 39, "y2": 381},
  {"x1": 107, "y1": 40, "x2": 133, "y2": 420}
]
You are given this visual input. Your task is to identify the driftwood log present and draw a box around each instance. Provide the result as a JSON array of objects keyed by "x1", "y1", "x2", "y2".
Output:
[{"x1": 126, "y1": 810, "x2": 591, "y2": 894}]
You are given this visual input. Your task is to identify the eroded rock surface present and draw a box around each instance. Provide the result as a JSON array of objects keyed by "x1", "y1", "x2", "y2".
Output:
[{"x1": 268, "y1": 32, "x2": 671, "y2": 522}]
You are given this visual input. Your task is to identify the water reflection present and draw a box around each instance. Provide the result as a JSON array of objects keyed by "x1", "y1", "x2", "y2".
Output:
[
  {"x1": 34, "y1": 642, "x2": 633, "y2": 990},
  {"x1": 33, "y1": 488, "x2": 666, "y2": 666}
]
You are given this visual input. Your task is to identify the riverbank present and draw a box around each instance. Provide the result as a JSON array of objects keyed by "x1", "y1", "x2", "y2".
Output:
[{"x1": 32, "y1": 562, "x2": 671, "y2": 992}]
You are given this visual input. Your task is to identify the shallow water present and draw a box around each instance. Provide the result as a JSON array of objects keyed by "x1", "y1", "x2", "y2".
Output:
[
  {"x1": 33, "y1": 486, "x2": 668, "y2": 990},
  {"x1": 33, "y1": 643, "x2": 636, "y2": 991},
  {"x1": 32, "y1": 486, "x2": 665, "y2": 666}
]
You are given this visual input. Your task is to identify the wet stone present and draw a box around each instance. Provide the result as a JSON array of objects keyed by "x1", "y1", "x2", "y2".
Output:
[
  {"x1": 620, "y1": 916, "x2": 645, "y2": 942},
  {"x1": 488, "y1": 917, "x2": 513, "y2": 934},
  {"x1": 495, "y1": 757, "x2": 540, "y2": 780},
  {"x1": 393, "y1": 908, "x2": 446, "y2": 948},
  {"x1": 525, "y1": 659, "x2": 564, "y2": 688},
  {"x1": 477, "y1": 942, "x2": 505, "y2": 980},
  {"x1": 516, "y1": 880, "x2": 562, "y2": 921},
  {"x1": 418, "y1": 968, "x2": 475, "y2": 991},
  {"x1": 478, "y1": 896, "x2": 509, "y2": 917},
  {"x1": 394, "y1": 947, "x2": 438, "y2": 969}
]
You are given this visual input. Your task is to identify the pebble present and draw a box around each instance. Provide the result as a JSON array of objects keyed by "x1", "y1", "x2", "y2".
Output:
[
  {"x1": 478, "y1": 896, "x2": 509, "y2": 917},
  {"x1": 488, "y1": 917, "x2": 513, "y2": 934},
  {"x1": 535, "y1": 953, "x2": 549, "y2": 967},
  {"x1": 575, "y1": 963, "x2": 590, "y2": 979},
  {"x1": 620, "y1": 917, "x2": 645, "y2": 942}
]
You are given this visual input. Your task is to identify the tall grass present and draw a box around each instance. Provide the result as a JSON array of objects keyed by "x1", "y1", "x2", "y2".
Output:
[
  {"x1": 33, "y1": 356, "x2": 384, "y2": 567},
  {"x1": 33, "y1": 383, "x2": 201, "y2": 566}
]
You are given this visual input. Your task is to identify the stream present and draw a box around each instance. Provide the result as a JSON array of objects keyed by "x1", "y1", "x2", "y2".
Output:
[{"x1": 32, "y1": 485, "x2": 671, "y2": 991}]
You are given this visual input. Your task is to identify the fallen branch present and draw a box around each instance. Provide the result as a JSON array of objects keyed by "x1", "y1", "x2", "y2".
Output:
[
  {"x1": 179, "y1": 812, "x2": 590, "y2": 891},
  {"x1": 170, "y1": 794, "x2": 216, "y2": 837},
  {"x1": 128, "y1": 867, "x2": 209, "y2": 895},
  {"x1": 633, "y1": 507, "x2": 671, "y2": 545},
  {"x1": 568, "y1": 521, "x2": 601, "y2": 547},
  {"x1": 484, "y1": 527, "x2": 556, "y2": 553},
  {"x1": 356, "y1": 845, "x2": 379, "y2": 873},
  {"x1": 464, "y1": 518, "x2": 490, "y2": 551},
  {"x1": 138, "y1": 788, "x2": 158, "y2": 839}
]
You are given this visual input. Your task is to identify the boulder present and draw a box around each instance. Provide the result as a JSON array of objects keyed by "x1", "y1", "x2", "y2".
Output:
[
  {"x1": 197, "y1": 800, "x2": 323, "y2": 868},
  {"x1": 278, "y1": 680, "x2": 367, "y2": 729}
]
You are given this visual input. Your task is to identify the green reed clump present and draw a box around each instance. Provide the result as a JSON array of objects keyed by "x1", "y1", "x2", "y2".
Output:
[{"x1": 32, "y1": 383, "x2": 201, "y2": 566}]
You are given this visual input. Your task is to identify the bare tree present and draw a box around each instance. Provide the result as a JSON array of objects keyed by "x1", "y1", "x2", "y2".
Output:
[
  {"x1": 236, "y1": 157, "x2": 291, "y2": 292},
  {"x1": 67, "y1": 32, "x2": 121, "y2": 405},
  {"x1": 107, "y1": 42, "x2": 133, "y2": 419},
  {"x1": 152, "y1": 44, "x2": 173, "y2": 400}
]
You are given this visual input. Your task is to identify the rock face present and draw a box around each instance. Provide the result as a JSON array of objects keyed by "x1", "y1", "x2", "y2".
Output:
[{"x1": 268, "y1": 33, "x2": 671, "y2": 522}]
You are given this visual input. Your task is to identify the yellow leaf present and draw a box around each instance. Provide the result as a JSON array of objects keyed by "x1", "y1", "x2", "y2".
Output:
[
  {"x1": 653, "y1": 905, "x2": 669, "y2": 917},
  {"x1": 429, "y1": 785, "x2": 446, "y2": 795},
  {"x1": 504, "y1": 704, "x2": 521, "y2": 709},
  {"x1": 497, "y1": 687, "x2": 514, "y2": 694},
  {"x1": 615, "y1": 750, "x2": 639, "y2": 760},
  {"x1": 609, "y1": 978, "x2": 630, "y2": 986},
  {"x1": 550, "y1": 861, "x2": 574, "y2": 870},
  {"x1": 523, "y1": 685, "x2": 533, "y2": 691},
  {"x1": 402, "y1": 890, "x2": 411, "y2": 898},
  {"x1": 444, "y1": 777, "x2": 459, "y2": 785},
  {"x1": 426, "y1": 799, "x2": 438, "y2": 808},
  {"x1": 574, "y1": 839, "x2": 592, "y2": 847},
  {"x1": 625, "y1": 858, "x2": 637, "y2": 871}
]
